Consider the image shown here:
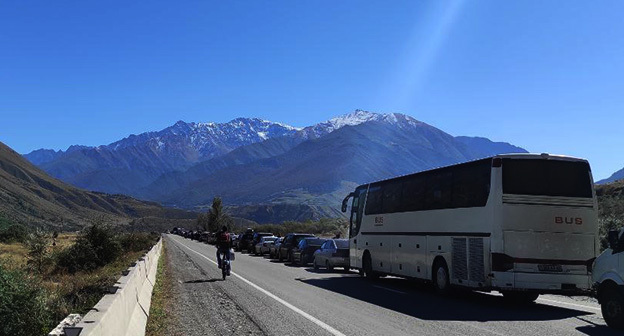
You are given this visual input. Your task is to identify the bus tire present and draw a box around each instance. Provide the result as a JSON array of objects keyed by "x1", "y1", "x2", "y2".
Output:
[
  {"x1": 363, "y1": 251, "x2": 378, "y2": 280},
  {"x1": 501, "y1": 291, "x2": 539, "y2": 304},
  {"x1": 600, "y1": 284, "x2": 624, "y2": 329},
  {"x1": 432, "y1": 258, "x2": 450, "y2": 294}
]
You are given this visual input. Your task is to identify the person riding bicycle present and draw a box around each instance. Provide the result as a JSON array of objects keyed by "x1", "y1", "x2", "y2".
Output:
[{"x1": 216, "y1": 225, "x2": 231, "y2": 271}]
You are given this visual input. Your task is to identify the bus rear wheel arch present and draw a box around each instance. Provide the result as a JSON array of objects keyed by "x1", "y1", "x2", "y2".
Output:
[{"x1": 432, "y1": 257, "x2": 450, "y2": 294}]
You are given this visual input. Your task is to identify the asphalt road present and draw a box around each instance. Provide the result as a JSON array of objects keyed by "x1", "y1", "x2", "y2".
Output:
[{"x1": 165, "y1": 234, "x2": 618, "y2": 336}]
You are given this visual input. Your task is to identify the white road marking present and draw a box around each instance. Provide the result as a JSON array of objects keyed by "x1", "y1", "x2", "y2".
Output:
[
  {"x1": 175, "y1": 239, "x2": 347, "y2": 336},
  {"x1": 537, "y1": 298, "x2": 601, "y2": 312},
  {"x1": 372, "y1": 285, "x2": 407, "y2": 295}
]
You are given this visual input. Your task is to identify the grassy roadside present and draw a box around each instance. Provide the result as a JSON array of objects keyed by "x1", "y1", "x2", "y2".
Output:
[
  {"x1": 146, "y1": 240, "x2": 175, "y2": 336},
  {"x1": 0, "y1": 226, "x2": 159, "y2": 336}
]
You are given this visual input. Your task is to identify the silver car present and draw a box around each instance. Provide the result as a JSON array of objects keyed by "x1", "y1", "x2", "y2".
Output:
[
  {"x1": 254, "y1": 236, "x2": 277, "y2": 256},
  {"x1": 269, "y1": 237, "x2": 283, "y2": 258},
  {"x1": 313, "y1": 239, "x2": 349, "y2": 271}
]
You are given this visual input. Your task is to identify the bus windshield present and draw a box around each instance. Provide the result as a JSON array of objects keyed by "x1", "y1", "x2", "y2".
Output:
[{"x1": 502, "y1": 159, "x2": 593, "y2": 198}]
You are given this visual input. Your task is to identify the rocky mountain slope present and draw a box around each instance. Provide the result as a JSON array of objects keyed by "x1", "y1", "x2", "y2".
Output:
[
  {"x1": 597, "y1": 167, "x2": 624, "y2": 184},
  {"x1": 25, "y1": 118, "x2": 301, "y2": 194},
  {"x1": 0, "y1": 141, "x2": 195, "y2": 230}
]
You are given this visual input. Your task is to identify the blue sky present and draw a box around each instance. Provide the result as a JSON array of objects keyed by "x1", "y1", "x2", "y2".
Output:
[{"x1": 1, "y1": 1, "x2": 623, "y2": 180}]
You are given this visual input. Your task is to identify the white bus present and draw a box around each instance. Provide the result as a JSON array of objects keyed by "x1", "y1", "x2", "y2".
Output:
[{"x1": 342, "y1": 153, "x2": 598, "y2": 302}]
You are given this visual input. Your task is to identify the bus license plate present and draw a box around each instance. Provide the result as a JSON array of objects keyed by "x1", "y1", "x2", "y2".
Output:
[{"x1": 538, "y1": 264, "x2": 563, "y2": 272}]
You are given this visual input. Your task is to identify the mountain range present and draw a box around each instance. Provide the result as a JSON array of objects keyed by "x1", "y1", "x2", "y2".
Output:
[
  {"x1": 24, "y1": 110, "x2": 528, "y2": 223},
  {"x1": 597, "y1": 168, "x2": 624, "y2": 184},
  {"x1": 0, "y1": 141, "x2": 196, "y2": 231}
]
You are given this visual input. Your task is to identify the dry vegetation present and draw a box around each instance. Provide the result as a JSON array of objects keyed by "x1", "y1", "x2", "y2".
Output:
[
  {"x1": 0, "y1": 221, "x2": 159, "y2": 336},
  {"x1": 145, "y1": 241, "x2": 175, "y2": 336}
]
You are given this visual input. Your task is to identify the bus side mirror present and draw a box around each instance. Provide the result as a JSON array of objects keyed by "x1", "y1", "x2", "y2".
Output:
[
  {"x1": 608, "y1": 230, "x2": 620, "y2": 250},
  {"x1": 342, "y1": 192, "x2": 354, "y2": 213}
]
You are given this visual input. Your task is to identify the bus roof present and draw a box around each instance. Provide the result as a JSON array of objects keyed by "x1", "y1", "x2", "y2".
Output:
[
  {"x1": 355, "y1": 153, "x2": 589, "y2": 188},
  {"x1": 493, "y1": 153, "x2": 588, "y2": 162}
]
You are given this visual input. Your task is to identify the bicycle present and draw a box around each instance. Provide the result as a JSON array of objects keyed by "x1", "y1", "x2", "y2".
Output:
[{"x1": 218, "y1": 249, "x2": 234, "y2": 280}]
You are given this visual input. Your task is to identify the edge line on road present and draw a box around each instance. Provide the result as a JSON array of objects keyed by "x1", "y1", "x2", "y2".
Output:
[
  {"x1": 174, "y1": 237, "x2": 347, "y2": 336},
  {"x1": 537, "y1": 298, "x2": 601, "y2": 312}
]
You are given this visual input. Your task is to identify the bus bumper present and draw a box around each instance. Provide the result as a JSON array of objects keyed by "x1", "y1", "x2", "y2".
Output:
[{"x1": 492, "y1": 271, "x2": 592, "y2": 294}]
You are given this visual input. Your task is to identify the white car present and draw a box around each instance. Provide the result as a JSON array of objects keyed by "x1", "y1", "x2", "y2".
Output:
[
  {"x1": 592, "y1": 228, "x2": 624, "y2": 329},
  {"x1": 313, "y1": 239, "x2": 350, "y2": 271},
  {"x1": 254, "y1": 236, "x2": 277, "y2": 256}
]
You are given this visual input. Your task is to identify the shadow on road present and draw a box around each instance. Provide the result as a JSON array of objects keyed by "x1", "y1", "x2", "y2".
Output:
[
  {"x1": 575, "y1": 317, "x2": 621, "y2": 336},
  {"x1": 304, "y1": 268, "x2": 353, "y2": 275},
  {"x1": 296, "y1": 275, "x2": 595, "y2": 323},
  {"x1": 184, "y1": 278, "x2": 222, "y2": 283}
]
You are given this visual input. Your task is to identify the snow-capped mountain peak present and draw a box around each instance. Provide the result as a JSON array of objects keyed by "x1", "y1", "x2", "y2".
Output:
[{"x1": 301, "y1": 109, "x2": 423, "y2": 138}]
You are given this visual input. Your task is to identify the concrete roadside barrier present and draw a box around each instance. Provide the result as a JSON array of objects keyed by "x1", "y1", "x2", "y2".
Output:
[{"x1": 49, "y1": 238, "x2": 163, "y2": 336}]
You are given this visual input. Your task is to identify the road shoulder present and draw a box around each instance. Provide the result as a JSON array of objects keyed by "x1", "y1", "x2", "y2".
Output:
[{"x1": 165, "y1": 236, "x2": 265, "y2": 336}]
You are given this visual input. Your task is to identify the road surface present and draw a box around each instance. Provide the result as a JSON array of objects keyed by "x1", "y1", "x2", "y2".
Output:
[{"x1": 165, "y1": 234, "x2": 617, "y2": 336}]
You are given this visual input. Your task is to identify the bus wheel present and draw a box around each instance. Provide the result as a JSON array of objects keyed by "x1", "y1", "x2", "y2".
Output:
[
  {"x1": 600, "y1": 285, "x2": 624, "y2": 329},
  {"x1": 363, "y1": 252, "x2": 378, "y2": 280},
  {"x1": 501, "y1": 291, "x2": 539, "y2": 304},
  {"x1": 433, "y1": 259, "x2": 450, "y2": 294}
]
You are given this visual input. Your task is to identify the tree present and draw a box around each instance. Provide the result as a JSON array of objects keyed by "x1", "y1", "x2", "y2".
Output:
[
  {"x1": 26, "y1": 229, "x2": 51, "y2": 275},
  {"x1": 197, "y1": 212, "x2": 210, "y2": 232},
  {"x1": 207, "y1": 197, "x2": 232, "y2": 232}
]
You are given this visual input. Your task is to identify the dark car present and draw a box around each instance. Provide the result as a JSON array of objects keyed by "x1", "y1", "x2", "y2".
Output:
[
  {"x1": 277, "y1": 233, "x2": 315, "y2": 262},
  {"x1": 313, "y1": 239, "x2": 350, "y2": 271},
  {"x1": 292, "y1": 238, "x2": 326, "y2": 266},
  {"x1": 199, "y1": 231, "x2": 210, "y2": 242},
  {"x1": 248, "y1": 232, "x2": 273, "y2": 253},
  {"x1": 236, "y1": 230, "x2": 255, "y2": 252}
]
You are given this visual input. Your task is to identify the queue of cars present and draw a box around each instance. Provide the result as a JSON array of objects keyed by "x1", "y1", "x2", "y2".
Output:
[
  {"x1": 171, "y1": 227, "x2": 349, "y2": 272},
  {"x1": 170, "y1": 226, "x2": 624, "y2": 330}
]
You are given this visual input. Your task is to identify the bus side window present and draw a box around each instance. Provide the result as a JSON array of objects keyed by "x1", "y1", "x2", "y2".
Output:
[
  {"x1": 382, "y1": 181, "x2": 402, "y2": 213},
  {"x1": 365, "y1": 186, "x2": 383, "y2": 215},
  {"x1": 402, "y1": 175, "x2": 425, "y2": 212}
]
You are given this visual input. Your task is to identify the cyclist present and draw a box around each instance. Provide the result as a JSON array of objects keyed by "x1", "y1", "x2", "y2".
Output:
[{"x1": 216, "y1": 225, "x2": 231, "y2": 272}]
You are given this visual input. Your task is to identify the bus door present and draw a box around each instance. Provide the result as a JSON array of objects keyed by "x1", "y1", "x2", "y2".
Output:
[{"x1": 347, "y1": 187, "x2": 367, "y2": 269}]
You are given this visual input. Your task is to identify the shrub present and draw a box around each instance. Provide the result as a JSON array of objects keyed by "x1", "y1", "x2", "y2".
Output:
[
  {"x1": 0, "y1": 222, "x2": 29, "y2": 244},
  {"x1": 57, "y1": 224, "x2": 121, "y2": 273},
  {"x1": 0, "y1": 263, "x2": 51, "y2": 336},
  {"x1": 119, "y1": 232, "x2": 158, "y2": 253},
  {"x1": 599, "y1": 215, "x2": 624, "y2": 252},
  {"x1": 27, "y1": 229, "x2": 52, "y2": 274}
]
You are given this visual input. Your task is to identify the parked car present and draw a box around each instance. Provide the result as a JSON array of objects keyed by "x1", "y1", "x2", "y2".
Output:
[
  {"x1": 313, "y1": 239, "x2": 350, "y2": 271},
  {"x1": 269, "y1": 237, "x2": 283, "y2": 258},
  {"x1": 248, "y1": 232, "x2": 274, "y2": 253},
  {"x1": 254, "y1": 236, "x2": 278, "y2": 256},
  {"x1": 199, "y1": 231, "x2": 211, "y2": 243},
  {"x1": 236, "y1": 229, "x2": 255, "y2": 252},
  {"x1": 291, "y1": 237, "x2": 325, "y2": 266},
  {"x1": 277, "y1": 233, "x2": 315, "y2": 262},
  {"x1": 593, "y1": 228, "x2": 624, "y2": 329}
]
